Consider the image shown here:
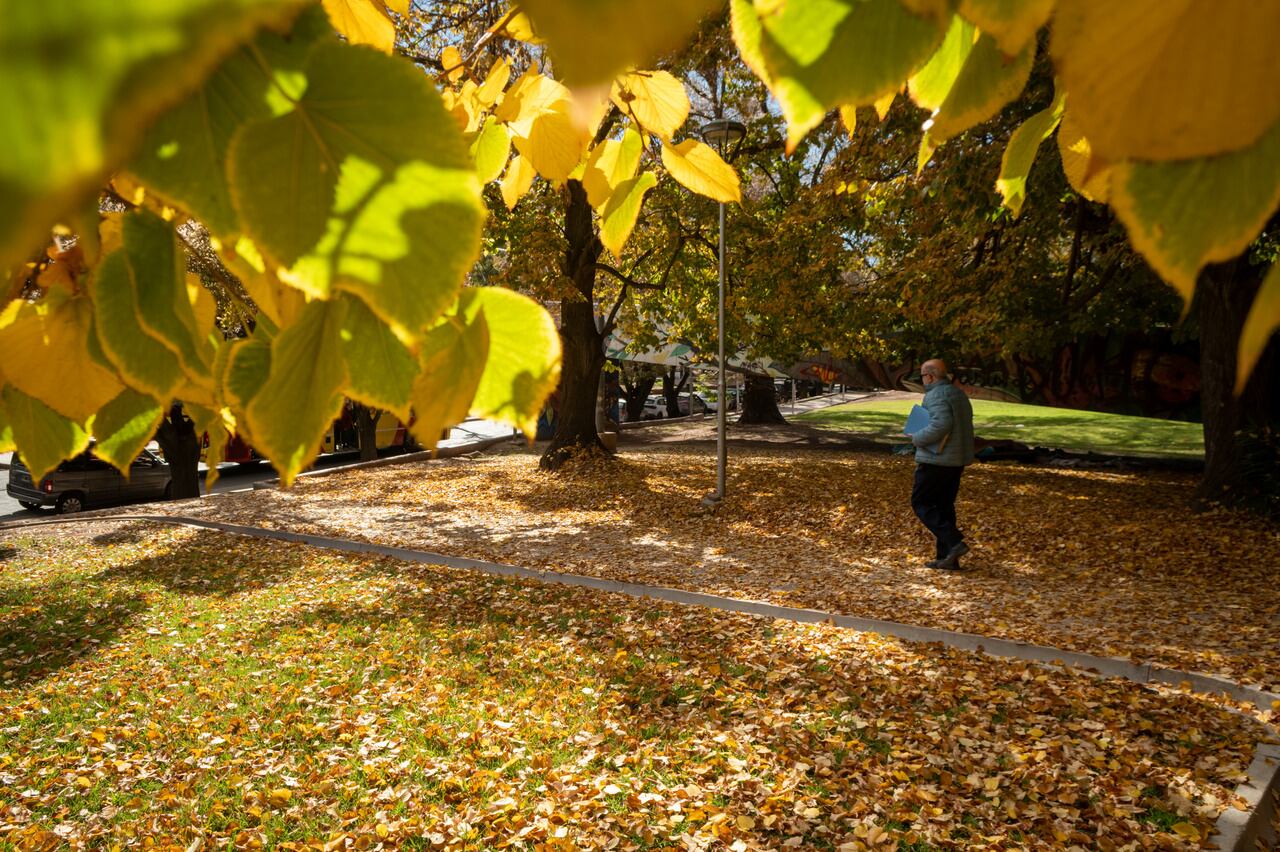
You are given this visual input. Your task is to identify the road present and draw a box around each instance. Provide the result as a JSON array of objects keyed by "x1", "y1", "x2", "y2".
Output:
[{"x1": 0, "y1": 418, "x2": 516, "y2": 524}]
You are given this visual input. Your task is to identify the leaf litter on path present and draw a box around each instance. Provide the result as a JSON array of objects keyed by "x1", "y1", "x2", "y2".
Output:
[{"x1": 0, "y1": 524, "x2": 1269, "y2": 849}]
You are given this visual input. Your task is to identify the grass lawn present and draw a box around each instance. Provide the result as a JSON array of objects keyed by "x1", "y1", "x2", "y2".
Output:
[
  {"x1": 795, "y1": 398, "x2": 1204, "y2": 459},
  {"x1": 0, "y1": 522, "x2": 1264, "y2": 849}
]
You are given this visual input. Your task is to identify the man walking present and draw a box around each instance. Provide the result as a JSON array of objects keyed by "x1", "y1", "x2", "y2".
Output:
[{"x1": 910, "y1": 359, "x2": 975, "y2": 570}]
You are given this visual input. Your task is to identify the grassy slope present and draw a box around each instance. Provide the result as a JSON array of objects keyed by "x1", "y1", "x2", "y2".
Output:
[{"x1": 795, "y1": 398, "x2": 1204, "y2": 458}]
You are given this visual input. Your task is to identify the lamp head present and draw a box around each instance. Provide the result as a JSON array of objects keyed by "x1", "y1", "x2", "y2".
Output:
[{"x1": 699, "y1": 119, "x2": 747, "y2": 148}]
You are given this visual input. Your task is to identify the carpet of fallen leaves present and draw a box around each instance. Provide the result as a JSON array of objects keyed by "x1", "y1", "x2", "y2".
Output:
[
  {"x1": 0, "y1": 524, "x2": 1269, "y2": 850},
  {"x1": 160, "y1": 444, "x2": 1280, "y2": 694}
]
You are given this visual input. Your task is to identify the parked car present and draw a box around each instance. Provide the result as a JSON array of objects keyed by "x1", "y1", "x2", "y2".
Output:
[
  {"x1": 642, "y1": 395, "x2": 665, "y2": 420},
  {"x1": 6, "y1": 449, "x2": 172, "y2": 513}
]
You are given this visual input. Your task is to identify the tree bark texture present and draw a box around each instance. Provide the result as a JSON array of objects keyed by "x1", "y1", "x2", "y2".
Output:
[
  {"x1": 356, "y1": 405, "x2": 379, "y2": 462},
  {"x1": 542, "y1": 181, "x2": 606, "y2": 469},
  {"x1": 662, "y1": 367, "x2": 689, "y2": 418},
  {"x1": 1195, "y1": 259, "x2": 1280, "y2": 511},
  {"x1": 738, "y1": 374, "x2": 787, "y2": 424},
  {"x1": 155, "y1": 403, "x2": 201, "y2": 500},
  {"x1": 622, "y1": 373, "x2": 657, "y2": 421}
]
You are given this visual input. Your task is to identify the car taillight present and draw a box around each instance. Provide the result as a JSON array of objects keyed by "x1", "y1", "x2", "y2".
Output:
[{"x1": 41, "y1": 479, "x2": 53, "y2": 493}]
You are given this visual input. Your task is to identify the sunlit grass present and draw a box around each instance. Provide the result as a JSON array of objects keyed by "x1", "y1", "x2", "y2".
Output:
[{"x1": 795, "y1": 398, "x2": 1204, "y2": 458}]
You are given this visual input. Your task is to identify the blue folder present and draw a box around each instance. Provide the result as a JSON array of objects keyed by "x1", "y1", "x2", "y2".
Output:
[{"x1": 903, "y1": 404, "x2": 930, "y2": 436}]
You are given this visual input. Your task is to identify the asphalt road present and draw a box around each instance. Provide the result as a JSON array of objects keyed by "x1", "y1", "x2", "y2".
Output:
[{"x1": 0, "y1": 418, "x2": 516, "y2": 525}]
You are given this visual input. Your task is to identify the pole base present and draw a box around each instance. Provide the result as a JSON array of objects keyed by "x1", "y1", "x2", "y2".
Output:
[{"x1": 700, "y1": 492, "x2": 723, "y2": 508}]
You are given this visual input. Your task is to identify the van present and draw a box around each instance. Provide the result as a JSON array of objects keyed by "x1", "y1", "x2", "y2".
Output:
[{"x1": 6, "y1": 449, "x2": 172, "y2": 513}]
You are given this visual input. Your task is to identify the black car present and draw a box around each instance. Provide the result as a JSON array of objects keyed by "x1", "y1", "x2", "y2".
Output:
[{"x1": 7, "y1": 449, "x2": 172, "y2": 513}]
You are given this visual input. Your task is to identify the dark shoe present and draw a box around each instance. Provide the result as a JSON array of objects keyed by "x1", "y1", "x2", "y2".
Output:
[
  {"x1": 935, "y1": 541, "x2": 970, "y2": 570},
  {"x1": 924, "y1": 558, "x2": 943, "y2": 569}
]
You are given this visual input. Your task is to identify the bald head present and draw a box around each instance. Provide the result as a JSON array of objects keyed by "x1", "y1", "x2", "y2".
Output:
[{"x1": 921, "y1": 359, "x2": 948, "y2": 381}]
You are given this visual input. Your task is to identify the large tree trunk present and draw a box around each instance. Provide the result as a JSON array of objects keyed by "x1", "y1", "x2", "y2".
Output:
[
  {"x1": 542, "y1": 181, "x2": 606, "y2": 470},
  {"x1": 1195, "y1": 259, "x2": 1280, "y2": 510},
  {"x1": 355, "y1": 404, "x2": 378, "y2": 462},
  {"x1": 155, "y1": 403, "x2": 200, "y2": 499},
  {"x1": 738, "y1": 374, "x2": 787, "y2": 424}
]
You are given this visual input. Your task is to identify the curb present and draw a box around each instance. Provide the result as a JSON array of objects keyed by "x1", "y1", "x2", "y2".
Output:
[
  {"x1": 3, "y1": 513, "x2": 1276, "y2": 848},
  {"x1": 249, "y1": 433, "x2": 516, "y2": 490}
]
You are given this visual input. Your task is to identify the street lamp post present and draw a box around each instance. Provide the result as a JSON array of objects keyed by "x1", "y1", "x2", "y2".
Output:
[{"x1": 699, "y1": 118, "x2": 746, "y2": 507}]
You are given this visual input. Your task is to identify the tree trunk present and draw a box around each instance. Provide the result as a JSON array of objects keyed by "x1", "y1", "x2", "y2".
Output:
[
  {"x1": 738, "y1": 374, "x2": 787, "y2": 424},
  {"x1": 662, "y1": 367, "x2": 689, "y2": 417},
  {"x1": 355, "y1": 404, "x2": 378, "y2": 462},
  {"x1": 542, "y1": 181, "x2": 606, "y2": 470},
  {"x1": 155, "y1": 403, "x2": 201, "y2": 499},
  {"x1": 622, "y1": 371, "x2": 657, "y2": 421},
  {"x1": 1195, "y1": 259, "x2": 1280, "y2": 510}
]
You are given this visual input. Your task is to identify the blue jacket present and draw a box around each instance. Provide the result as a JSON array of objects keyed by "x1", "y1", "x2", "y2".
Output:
[{"x1": 911, "y1": 378, "x2": 975, "y2": 467}]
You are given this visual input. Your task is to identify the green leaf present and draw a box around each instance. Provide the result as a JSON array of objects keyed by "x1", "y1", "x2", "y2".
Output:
[
  {"x1": 738, "y1": 0, "x2": 948, "y2": 151},
  {"x1": 339, "y1": 294, "x2": 417, "y2": 419},
  {"x1": 186, "y1": 402, "x2": 229, "y2": 492},
  {"x1": 919, "y1": 28, "x2": 1034, "y2": 146},
  {"x1": 121, "y1": 211, "x2": 210, "y2": 380},
  {"x1": 127, "y1": 6, "x2": 331, "y2": 237},
  {"x1": 908, "y1": 15, "x2": 976, "y2": 112},
  {"x1": 0, "y1": 286, "x2": 124, "y2": 423},
  {"x1": 958, "y1": 0, "x2": 1054, "y2": 56},
  {"x1": 229, "y1": 41, "x2": 484, "y2": 339},
  {"x1": 472, "y1": 116, "x2": 513, "y2": 185},
  {"x1": 223, "y1": 337, "x2": 273, "y2": 413},
  {"x1": 91, "y1": 389, "x2": 165, "y2": 474},
  {"x1": 459, "y1": 287, "x2": 561, "y2": 438},
  {"x1": 996, "y1": 92, "x2": 1065, "y2": 217},
  {"x1": 2, "y1": 385, "x2": 90, "y2": 481},
  {"x1": 1051, "y1": 0, "x2": 1280, "y2": 163},
  {"x1": 93, "y1": 250, "x2": 188, "y2": 402},
  {"x1": 1238, "y1": 262, "x2": 1280, "y2": 394},
  {"x1": 0, "y1": 0, "x2": 307, "y2": 271},
  {"x1": 0, "y1": 392, "x2": 15, "y2": 454},
  {"x1": 409, "y1": 308, "x2": 489, "y2": 451},
  {"x1": 600, "y1": 172, "x2": 658, "y2": 260},
  {"x1": 514, "y1": 0, "x2": 723, "y2": 86},
  {"x1": 1110, "y1": 117, "x2": 1280, "y2": 304},
  {"x1": 245, "y1": 299, "x2": 349, "y2": 485}
]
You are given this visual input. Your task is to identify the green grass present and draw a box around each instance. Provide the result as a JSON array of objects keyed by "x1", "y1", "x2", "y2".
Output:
[{"x1": 794, "y1": 398, "x2": 1204, "y2": 459}]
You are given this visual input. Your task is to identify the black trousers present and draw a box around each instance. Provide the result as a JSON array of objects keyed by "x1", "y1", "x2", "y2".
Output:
[{"x1": 912, "y1": 463, "x2": 965, "y2": 558}]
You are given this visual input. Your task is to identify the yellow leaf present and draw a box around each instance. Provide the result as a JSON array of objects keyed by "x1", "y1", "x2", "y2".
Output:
[
  {"x1": 582, "y1": 129, "x2": 643, "y2": 210},
  {"x1": 0, "y1": 287, "x2": 123, "y2": 423},
  {"x1": 501, "y1": 154, "x2": 536, "y2": 210},
  {"x1": 497, "y1": 72, "x2": 588, "y2": 181},
  {"x1": 1170, "y1": 822, "x2": 1200, "y2": 841},
  {"x1": 1237, "y1": 262, "x2": 1280, "y2": 393},
  {"x1": 839, "y1": 105, "x2": 857, "y2": 138},
  {"x1": 736, "y1": 815, "x2": 755, "y2": 830},
  {"x1": 1056, "y1": 109, "x2": 1110, "y2": 204},
  {"x1": 442, "y1": 45, "x2": 465, "y2": 84},
  {"x1": 661, "y1": 139, "x2": 740, "y2": 203},
  {"x1": 476, "y1": 58, "x2": 511, "y2": 108},
  {"x1": 611, "y1": 71, "x2": 690, "y2": 140},
  {"x1": 958, "y1": 0, "x2": 1054, "y2": 56},
  {"x1": 268, "y1": 788, "x2": 292, "y2": 806},
  {"x1": 490, "y1": 8, "x2": 542, "y2": 44},
  {"x1": 874, "y1": 91, "x2": 896, "y2": 121},
  {"x1": 1051, "y1": 0, "x2": 1280, "y2": 162},
  {"x1": 321, "y1": 0, "x2": 396, "y2": 53}
]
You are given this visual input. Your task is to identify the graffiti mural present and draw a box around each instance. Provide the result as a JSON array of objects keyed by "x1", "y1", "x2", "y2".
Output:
[{"x1": 795, "y1": 333, "x2": 1203, "y2": 421}]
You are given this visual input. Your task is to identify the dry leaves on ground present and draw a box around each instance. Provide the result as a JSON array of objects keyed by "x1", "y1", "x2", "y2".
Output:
[
  {"x1": 156, "y1": 443, "x2": 1280, "y2": 693},
  {"x1": 0, "y1": 524, "x2": 1266, "y2": 849}
]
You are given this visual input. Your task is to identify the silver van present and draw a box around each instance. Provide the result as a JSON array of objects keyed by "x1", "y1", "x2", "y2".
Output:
[{"x1": 6, "y1": 449, "x2": 172, "y2": 513}]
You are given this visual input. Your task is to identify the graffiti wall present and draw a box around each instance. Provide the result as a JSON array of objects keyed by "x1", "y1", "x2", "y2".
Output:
[{"x1": 793, "y1": 333, "x2": 1202, "y2": 421}]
